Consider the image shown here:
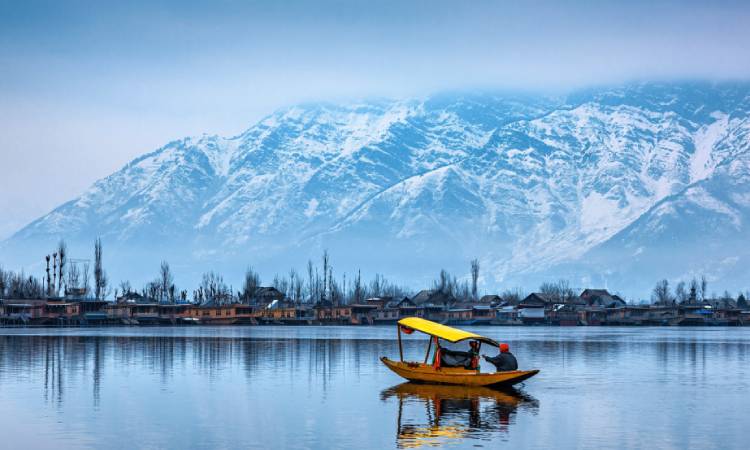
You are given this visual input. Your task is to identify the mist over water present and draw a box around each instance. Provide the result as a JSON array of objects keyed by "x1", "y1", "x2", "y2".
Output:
[{"x1": 0, "y1": 326, "x2": 748, "y2": 449}]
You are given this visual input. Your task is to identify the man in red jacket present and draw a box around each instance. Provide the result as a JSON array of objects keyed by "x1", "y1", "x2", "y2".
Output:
[{"x1": 483, "y1": 343, "x2": 518, "y2": 371}]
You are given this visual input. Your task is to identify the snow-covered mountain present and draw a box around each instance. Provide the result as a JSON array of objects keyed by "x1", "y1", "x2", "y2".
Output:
[{"x1": 3, "y1": 82, "x2": 750, "y2": 298}]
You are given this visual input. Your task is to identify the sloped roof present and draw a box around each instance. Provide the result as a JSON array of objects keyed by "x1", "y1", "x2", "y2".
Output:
[{"x1": 411, "y1": 289, "x2": 455, "y2": 305}]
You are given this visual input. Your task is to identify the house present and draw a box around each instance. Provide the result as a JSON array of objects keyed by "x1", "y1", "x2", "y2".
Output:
[
  {"x1": 259, "y1": 299, "x2": 313, "y2": 324},
  {"x1": 365, "y1": 297, "x2": 393, "y2": 309},
  {"x1": 78, "y1": 300, "x2": 110, "y2": 324},
  {"x1": 157, "y1": 304, "x2": 193, "y2": 324},
  {"x1": 411, "y1": 290, "x2": 453, "y2": 322},
  {"x1": 470, "y1": 305, "x2": 495, "y2": 325},
  {"x1": 580, "y1": 289, "x2": 627, "y2": 308},
  {"x1": 519, "y1": 293, "x2": 555, "y2": 308},
  {"x1": 605, "y1": 305, "x2": 651, "y2": 325},
  {"x1": 410, "y1": 290, "x2": 455, "y2": 308},
  {"x1": 374, "y1": 304, "x2": 401, "y2": 324},
  {"x1": 394, "y1": 297, "x2": 419, "y2": 318},
  {"x1": 375, "y1": 297, "x2": 418, "y2": 324},
  {"x1": 517, "y1": 293, "x2": 552, "y2": 324},
  {"x1": 349, "y1": 303, "x2": 379, "y2": 325},
  {"x1": 548, "y1": 303, "x2": 579, "y2": 326},
  {"x1": 192, "y1": 303, "x2": 239, "y2": 324},
  {"x1": 492, "y1": 306, "x2": 522, "y2": 325},
  {"x1": 479, "y1": 295, "x2": 503, "y2": 306},
  {"x1": 0, "y1": 299, "x2": 46, "y2": 325},
  {"x1": 130, "y1": 302, "x2": 161, "y2": 325},
  {"x1": 578, "y1": 307, "x2": 607, "y2": 325},
  {"x1": 444, "y1": 307, "x2": 473, "y2": 325},
  {"x1": 103, "y1": 302, "x2": 136, "y2": 324},
  {"x1": 64, "y1": 287, "x2": 88, "y2": 301},
  {"x1": 234, "y1": 304, "x2": 261, "y2": 324},
  {"x1": 251, "y1": 287, "x2": 285, "y2": 306},
  {"x1": 43, "y1": 301, "x2": 80, "y2": 325},
  {"x1": 117, "y1": 291, "x2": 146, "y2": 303},
  {"x1": 313, "y1": 301, "x2": 353, "y2": 324}
]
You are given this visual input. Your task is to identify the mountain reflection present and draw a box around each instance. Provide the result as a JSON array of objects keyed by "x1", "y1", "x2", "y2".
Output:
[{"x1": 380, "y1": 383, "x2": 539, "y2": 448}]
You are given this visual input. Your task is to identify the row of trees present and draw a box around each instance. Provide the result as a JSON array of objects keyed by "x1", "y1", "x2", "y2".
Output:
[
  {"x1": 652, "y1": 277, "x2": 749, "y2": 308},
  {"x1": 114, "y1": 250, "x2": 482, "y2": 306},
  {"x1": 0, "y1": 239, "x2": 110, "y2": 300},
  {"x1": 227, "y1": 250, "x2": 413, "y2": 306},
  {"x1": 3, "y1": 240, "x2": 750, "y2": 309}
]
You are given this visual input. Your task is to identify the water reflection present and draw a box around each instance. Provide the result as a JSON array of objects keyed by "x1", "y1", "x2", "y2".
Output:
[{"x1": 381, "y1": 383, "x2": 538, "y2": 448}]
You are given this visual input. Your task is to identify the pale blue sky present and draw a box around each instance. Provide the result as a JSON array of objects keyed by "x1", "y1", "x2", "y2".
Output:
[{"x1": 1, "y1": 0, "x2": 749, "y2": 238}]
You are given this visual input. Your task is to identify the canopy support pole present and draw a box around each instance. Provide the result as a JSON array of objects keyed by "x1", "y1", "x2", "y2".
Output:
[
  {"x1": 397, "y1": 324, "x2": 403, "y2": 361},
  {"x1": 423, "y1": 335, "x2": 433, "y2": 364}
]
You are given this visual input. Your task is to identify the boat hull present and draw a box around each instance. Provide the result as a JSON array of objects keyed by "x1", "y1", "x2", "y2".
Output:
[{"x1": 381, "y1": 357, "x2": 539, "y2": 387}]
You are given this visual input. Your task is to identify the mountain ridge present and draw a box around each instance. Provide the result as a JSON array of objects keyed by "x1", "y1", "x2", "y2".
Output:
[{"x1": 3, "y1": 82, "x2": 750, "y2": 299}]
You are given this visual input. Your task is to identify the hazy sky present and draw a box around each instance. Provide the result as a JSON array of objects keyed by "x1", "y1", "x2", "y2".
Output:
[{"x1": 1, "y1": 0, "x2": 749, "y2": 238}]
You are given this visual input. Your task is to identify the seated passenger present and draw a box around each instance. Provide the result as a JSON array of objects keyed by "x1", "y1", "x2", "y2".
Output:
[
  {"x1": 439, "y1": 341, "x2": 481, "y2": 369},
  {"x1": 439, "y1": 347, "x2": 472, "y2": 368},
  {"x1": 483, "y1": 343, "x2": 518, "y2": 371}
]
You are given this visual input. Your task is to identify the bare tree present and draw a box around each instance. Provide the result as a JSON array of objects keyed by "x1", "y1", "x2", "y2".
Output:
[
  {"x1": 45, "y1": 255, "x2": 52, "y2": 297},
  {"x1": 370, "y1": 273, "x2": 383, "y2": 298},
  {"x1": 353, "y1": 269, "x2": 363, "y2": 304},
  {"x1": 272, "y1": 273, "x2": 290, "y2": 299},
  {"x1": 675, "y1": 281, "x2": 688, "y2": 304},
  {"x1": 294, "y1": 274, "x2": 302, "y2": 304},
  {"x1": 0, "y1": 266, "x2": 7, "y2": 299},
  {"x1": 119, "y1": 280, "x2": 132, "y2": 295},
  {"x1": 52, "y1": 252, "x2": 58, "y2": 295},
  {"x1": 329, "y1": 269, "x2": 341, "y2": 305},
  {"x1": 144, "y1": 280, "x2": 160, "y2": 300},
  {"x1": 200, "y1": 271, "x2": 231, "y2": 305},
  {"x1": 67, "y1": 263, "x2": 81, "y2": 292},
  {"x1": 738, "y1": 293, "x2": 748, "y2": 309},
  {"x1": 322, "y1": 250, "x2": 329, "y2": 302},
  {"x1": 288, "y1": 268, "x2": 297, "y2": 302},
  {"x1": 470, "y1": 259, "x2": 479, "y2": 300},
  {"x1": 652, "y1": 279, "x2": 672, "y2": 305},
  {"x1": 501, "y1": 288, "x2": 525, "y2": 305},
  {"x1": 159, "y1": 261, "x2": 173, "y2": 303},
  {"x1": 689, "y1": 278, "x2": 699, "y2": 303},
  {"x1": 82, "y1": 262, "x2": 91, "y2": 298},
  {"x1": 94, "y1": 238, "x2": 109, "y2": 300},
  {"x1": 437, "y1": 269, "x2": 449, "y2": 294},
  {"x1": 57, "y1": 240, "x2": 67, "y2": 295},
  {"x1": 539, "y1": 279, "x2": 573, "y2": 303},
  {"x1": 307, "y1": 260, "x2": 314, "y2": 302},
  {"x1": 539, "y1": 282, "x2": 558, "y2": 299},
  {"x1": 242, "y1": 267, "x2": 260, "y2": 303},
  {"x1": 700, "y1": 275, "x2": 708, "y2": 302}
]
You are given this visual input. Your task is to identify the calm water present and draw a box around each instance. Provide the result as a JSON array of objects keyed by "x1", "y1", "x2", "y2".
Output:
[{"x1": 0, "y1": 326, "x2": 748, "y2": 449}]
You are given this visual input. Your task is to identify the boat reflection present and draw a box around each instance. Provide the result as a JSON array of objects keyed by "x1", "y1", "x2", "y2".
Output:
[{"x1": 381, "y1": 383, "x2": 539, "y2": 448}]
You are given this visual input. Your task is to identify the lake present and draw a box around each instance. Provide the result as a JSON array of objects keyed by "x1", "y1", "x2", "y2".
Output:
[{"x1": 0, "y1": 326, "x2": 748, "y2": 449}]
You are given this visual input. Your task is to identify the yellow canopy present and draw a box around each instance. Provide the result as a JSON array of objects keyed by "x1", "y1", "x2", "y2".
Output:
[{"x1": 398, "y1": 317, "x2": 499, "y2": 346}]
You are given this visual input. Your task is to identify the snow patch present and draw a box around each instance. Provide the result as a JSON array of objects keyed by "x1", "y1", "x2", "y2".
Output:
[
  {"x1": 580, "y1": 192, "x2": 619, "y2": 233},
  {"x1": 690, "y1": 112, "x2": 728, "y2": 183}
]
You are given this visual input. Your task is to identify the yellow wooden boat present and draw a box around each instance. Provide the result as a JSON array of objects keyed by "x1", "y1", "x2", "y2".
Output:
[{"x1": 381, "y1": 317, "x2": 539, "y2": 387}]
